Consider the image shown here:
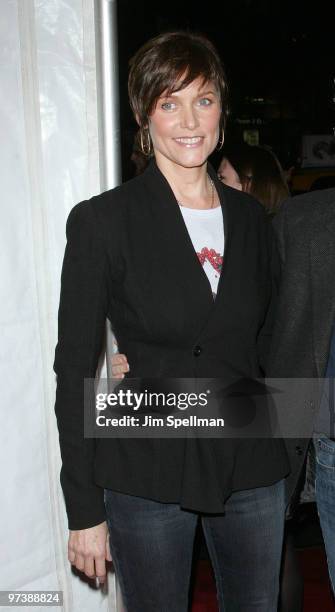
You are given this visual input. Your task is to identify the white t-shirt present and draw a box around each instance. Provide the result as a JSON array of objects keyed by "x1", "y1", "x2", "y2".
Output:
[{"x1": 179, "y1": 204, "x2": 224, "y2": 298}]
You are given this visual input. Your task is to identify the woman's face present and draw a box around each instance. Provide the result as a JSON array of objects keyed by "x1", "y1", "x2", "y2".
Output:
[
  {"x1": 217, "y1": 157, "x2": 242, "y2": 190},
  {"x1": 148, "y1": 77, "x2": 221, "y2": 171}
]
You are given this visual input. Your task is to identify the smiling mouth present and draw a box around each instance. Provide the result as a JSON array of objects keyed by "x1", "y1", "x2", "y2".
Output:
[{"x1": 174, "y1": 137, "x2": 204, "y2": 147}]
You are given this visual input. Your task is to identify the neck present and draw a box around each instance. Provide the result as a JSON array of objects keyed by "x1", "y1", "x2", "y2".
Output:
[{"x1": 155, "y1": 153, "x2": 214, "y2": 209}]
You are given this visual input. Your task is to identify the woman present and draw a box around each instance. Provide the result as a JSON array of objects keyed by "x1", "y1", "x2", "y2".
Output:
[{"x1": 54, "y1": 31, "x2": 290, "y2": 611}]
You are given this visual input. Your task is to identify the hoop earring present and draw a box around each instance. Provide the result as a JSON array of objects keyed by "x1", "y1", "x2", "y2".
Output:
[
  {"x1": 216, "y1": 127, "x2": 225, "y2": 151},
  {"x1": 139, "y1": 128, "x2": 152, "y2": 156}
]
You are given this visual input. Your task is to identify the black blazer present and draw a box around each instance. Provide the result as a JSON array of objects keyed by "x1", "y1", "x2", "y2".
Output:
[
  {"x1": 268, "y1": 188, "x2": 335, "y2": 507},
  {"x1": 54, "y1": 159, "x2": 289, "y2": 530}
]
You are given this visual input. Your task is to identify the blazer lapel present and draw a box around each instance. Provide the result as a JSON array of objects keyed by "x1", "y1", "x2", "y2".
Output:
[
  {"x1": 311, "y1": 206, "x2": 335, "y2": 376},
  {"x1": 207, "y1": 163, "x2": 231, "y2": 305},
  {"x1": 142, "y1": 159, "x2": 216, "y2": 330}
]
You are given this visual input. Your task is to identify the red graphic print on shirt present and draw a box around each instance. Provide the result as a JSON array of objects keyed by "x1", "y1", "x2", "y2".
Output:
[{"x1": 197, "y1": 247, "x2": 223, "y2": 273}]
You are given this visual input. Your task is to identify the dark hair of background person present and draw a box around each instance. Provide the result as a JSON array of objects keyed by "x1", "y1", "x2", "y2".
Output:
[
  {"x1": 223, "y1": 143, "x2": 290, "y2": 215},
  {"x1": 128, "y1": 30, "x2": 229, "y2": 134}
]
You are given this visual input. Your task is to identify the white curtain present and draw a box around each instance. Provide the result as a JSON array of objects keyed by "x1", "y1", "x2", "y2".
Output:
[{"x1": 0, "y1": 1, "x2": 118, "y2": 610}]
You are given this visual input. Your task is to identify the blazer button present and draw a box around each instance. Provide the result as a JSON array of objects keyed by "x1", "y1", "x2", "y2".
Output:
[
  {"x1": 193, "y1": 345, "x2": 202, "y2": 357},
  {"x1": 295, "y1": 445, "x2": 303, "y2": 456}
]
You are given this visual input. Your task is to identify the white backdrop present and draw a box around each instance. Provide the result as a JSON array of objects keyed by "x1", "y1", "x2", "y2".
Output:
[{"x1": 0, "y1": 1, "x2": 118, "y2": 610}]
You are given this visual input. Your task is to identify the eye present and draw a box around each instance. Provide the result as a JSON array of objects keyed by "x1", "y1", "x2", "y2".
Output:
[
  {"x1": 161, "y1": 101, "x2": 176, "y2": 111},
  {"x1": 198, "y1": 97, "x2": 212, "y2": 106}
]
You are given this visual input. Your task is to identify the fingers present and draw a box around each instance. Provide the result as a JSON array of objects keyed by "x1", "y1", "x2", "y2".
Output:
[
  {"x1": 68, "y1": 543, "x2": 75, "y2": 564},
  {"x1": 69, "y1": 552, "x2": 85, "y2": 572},
  {"x1": 84, "y1": 557, "x2": 95, "y2": 579},
  {"x1": 111, "y1": 354, "x2": 129, "y2": 378},
  {"x1": 68, "y1": 552, "x2": 106, "y2": 583},
  {"x1": 105, "y1": 534, "x2": 112, "y2": 562},
  {"x1": 112, "y1": 365, "x2": 129, "y2": 378},
  {"x1": 112, "y1": 354, "x2": 128, "y2": 366},
  {"x1": 95, "y1": 557, "x2": 107, "y2": 584},
  {"x1": 68, "y1": 529, "x2": 108, "y2": 582}
]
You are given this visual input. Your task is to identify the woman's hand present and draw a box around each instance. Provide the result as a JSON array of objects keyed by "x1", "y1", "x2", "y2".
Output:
[
  {"x1": 68, "y1": 520, "x2": 112, "y2": 584},
  {"x1": 111, "y1": 353, "x2": 129, "y2": 378}
]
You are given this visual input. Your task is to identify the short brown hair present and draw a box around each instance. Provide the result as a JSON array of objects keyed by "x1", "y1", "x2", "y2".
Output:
[{"x1": 128, "y1": 31, "x2": 229, "y2": 131}]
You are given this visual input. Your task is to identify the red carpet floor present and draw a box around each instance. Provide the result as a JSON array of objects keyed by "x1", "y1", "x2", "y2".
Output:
[{"x1": 191, "y1": 549, "x2": 335, "y2": 611}]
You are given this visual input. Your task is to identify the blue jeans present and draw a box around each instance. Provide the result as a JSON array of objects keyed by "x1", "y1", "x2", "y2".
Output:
[
  {"x1": 105, "y1": 480, "x2": 285, "y2": 612},
  {"x1": 314, "y1": 435, "x2": 335, "y2": 592}
]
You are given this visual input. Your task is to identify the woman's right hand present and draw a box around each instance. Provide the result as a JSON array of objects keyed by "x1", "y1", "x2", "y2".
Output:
[
  {"x1": 111, "y1": 353, "x2": 129, "y2": 378},
  {"x1": 68, "y1": 520, "x2": 112, "y2": 584}
]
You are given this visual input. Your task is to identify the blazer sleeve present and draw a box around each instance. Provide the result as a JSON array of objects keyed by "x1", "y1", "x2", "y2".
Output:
[
  {"x1": 257, "y1": 215, "x2": 282, "y2": 374},
  {"x1": 272, "y1": 198, "x2": 288, "y2": 267},
  {"x1": 257, "y1": 200, "x2": 290, "y2": 373},
  {"x1": 53, "y1": 200, "x2": 109, "y2": 530}
]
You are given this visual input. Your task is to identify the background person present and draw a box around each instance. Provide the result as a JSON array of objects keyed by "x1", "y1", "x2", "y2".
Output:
[
  {"x1": 268, "y1": 186, "x2": 335, "y2": 595},
  {"x1": 218, "y1": 144, "x2": 303, "y2": 612},
  {"x1": 218, "y1": 143, "x2": 289, "y2": 215}
]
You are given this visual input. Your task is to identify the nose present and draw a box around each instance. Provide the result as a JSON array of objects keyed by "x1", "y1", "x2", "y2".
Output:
[{"x1": 180, "y1": 104, "x2": 199, "y2": 130}]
